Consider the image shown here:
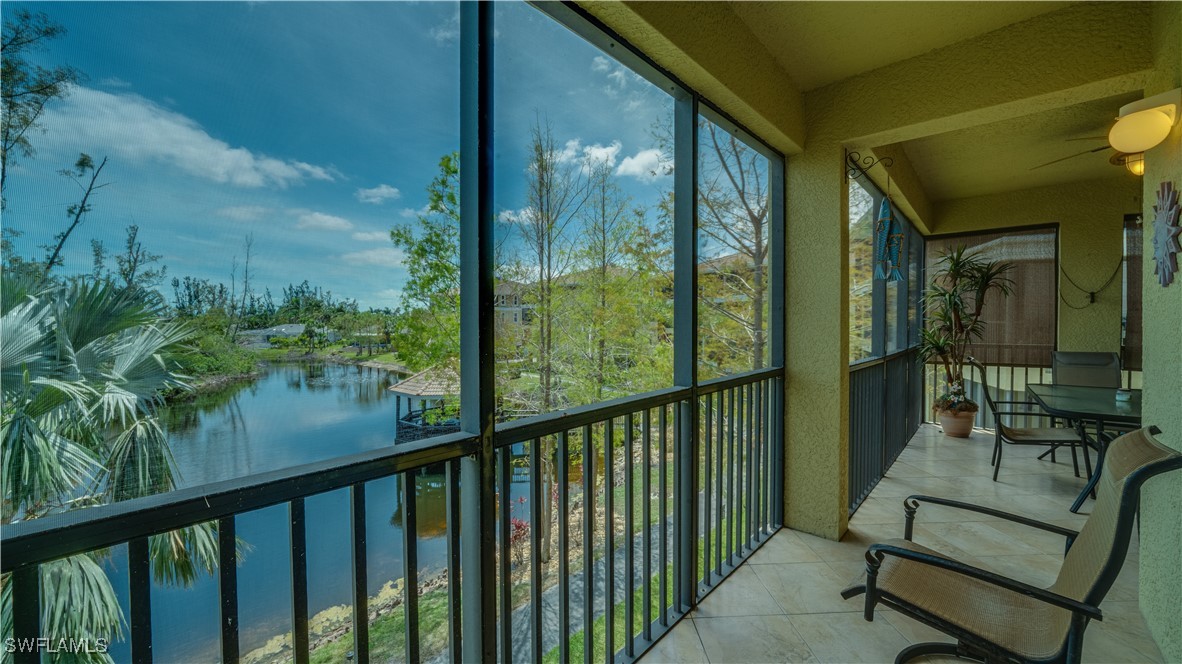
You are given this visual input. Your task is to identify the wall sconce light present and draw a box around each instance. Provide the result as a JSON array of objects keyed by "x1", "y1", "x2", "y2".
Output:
[
  {"x1": 1108, "y1": 88, "x2": 1181, "y2": 153},
  {"x1": 1111, "y1": 152, "x2": 1146, "y2": 176}
]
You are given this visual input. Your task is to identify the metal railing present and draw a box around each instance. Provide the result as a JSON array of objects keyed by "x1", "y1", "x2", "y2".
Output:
[
  {"x1": 922, "y1": 363, "x2": 1144, "y2": 430},
  {"x1": 1, "y1": 370, "x2": 782, "y2": 664},
  {"x1": 848, "y1": 349, "x2": 923, "y2": 513}
]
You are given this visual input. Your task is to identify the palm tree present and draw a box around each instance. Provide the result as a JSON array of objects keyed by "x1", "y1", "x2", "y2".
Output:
[{"x1": 2, "y1": 274, "x2": 220, "y2": 661}]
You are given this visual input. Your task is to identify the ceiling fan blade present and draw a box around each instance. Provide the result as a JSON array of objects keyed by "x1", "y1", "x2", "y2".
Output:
[{"x1": 1030, "y1": 146, "x2": 1111, "y2": 170}]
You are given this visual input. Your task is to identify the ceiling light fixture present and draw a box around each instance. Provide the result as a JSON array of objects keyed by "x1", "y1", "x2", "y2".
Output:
[
  {"x1": 1110, "y1": 152, "x2": 1146, "y2": 176},
  {"x1": 1108, "y1": 89, "x2": 1181, "y2": 154}
]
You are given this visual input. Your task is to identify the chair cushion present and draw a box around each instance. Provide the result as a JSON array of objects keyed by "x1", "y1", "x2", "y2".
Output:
[
  {"x1": 870, "y1": 538, "x2": 1071, "y2": 661},
  {"x1": 1001, "y1": 426, "x2": 1082, "y2": 444}
]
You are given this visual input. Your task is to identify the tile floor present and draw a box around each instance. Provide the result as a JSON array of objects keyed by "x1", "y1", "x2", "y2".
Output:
[{"x1": 638, "y1": 424, "x2": 1164, "y2": 664}]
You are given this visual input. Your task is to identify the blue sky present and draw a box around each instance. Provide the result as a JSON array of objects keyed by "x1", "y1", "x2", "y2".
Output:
[{"x1": 3, "y1": 1, "x2": 673, "y2": 310}]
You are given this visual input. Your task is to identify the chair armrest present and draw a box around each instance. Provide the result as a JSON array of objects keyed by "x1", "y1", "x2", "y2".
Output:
[
  {"x1": 904, "y1": 495, "x2": 1079, "y2": 544},
  {"x1": 865, "y1": 543, "x2": 1102, "y2": 621}
]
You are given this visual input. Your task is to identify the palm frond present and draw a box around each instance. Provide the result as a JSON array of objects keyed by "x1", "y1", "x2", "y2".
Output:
[{"x1": 40, "y1": 554, "x2": 125, "y2": 663}]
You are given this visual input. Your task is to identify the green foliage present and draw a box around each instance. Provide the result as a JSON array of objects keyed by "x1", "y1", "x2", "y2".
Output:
[
  {"x1": 0, "y1": 274, "x2": 205, "y2": 660},
  {"x1": 918, "y1": 245, "x2": 1014, "y2": 411},
  {"x1": 0, "y1": 9, "x2": 81, "y2": 204},
  {"x1": 173, "y1": 331, "x2": 256, "y2": 378},
  {"x1": 389, "y1": 152, "x2": 461, "y2": 371}
]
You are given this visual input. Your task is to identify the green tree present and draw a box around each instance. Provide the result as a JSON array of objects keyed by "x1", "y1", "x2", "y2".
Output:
[
  {"x1": 389, "y1": 152, "x2": 461, "y2": 371},
  {"x1": 696, "y1": 122, "x2": 770, "y2": 376},
  {"x1": 0, "y1": 10, "x2": 80, "y2": 204},
  {"x1": 1, "y1": 275, "x2": 223, "y2": 661}
]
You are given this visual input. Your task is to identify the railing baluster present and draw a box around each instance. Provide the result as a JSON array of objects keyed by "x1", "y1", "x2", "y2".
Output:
[
  {"x1": 498, "y1": 449, "x2": 511, "y2": 664},
  {"x1": 641, "y1": 408, "x2": 652, "y2": 642},
  {"x1": 746, "y1": 381, "x2": 755, "y2": 549},
  {"x1": 446, "y1": 461, "x2": 461, "y2": 663},
  {"x1": 727, "y1": 386, "x2": 736, "y2": 567},
  {"x1": 291, "y1": 498, "x2": 310, "y2": 664},
  {"x1": 755, "y1": 379, "x2": 763, "y2": 538},
  {"x1": 129, "y1": 537, "x2": 153, "y2": 664},
  {"x1": 12, "y1": 565, "x2": 40, "y2": 664},
  {"x1": 583, "y1": 424, "x2": 595, "y2": 663},
  {"x1": 529, "y1": 437, "x2": 543, "y2": 662},
  {"x1": 702, "y1": 392, "x2": 713, "y2": 587},
  {"x1": 658, "y1": 405, "x2": 668, "y2": 627},
  {"x1": 714, "y1": 390, "x2": 724, "y2": 576},
  {"x1": 624, "y1": 412, "x2": 636, "y2": 657},
  {"x1": 604, "y1": 416, "x2": 615, "y2": 663},
  {"x1": 403, "y1": 474, "x2": 420, "y2": 664},
  {"x1": 219, "y1": 516, "x2": 239, "y2": 664},
  {"x1": 557, "y1": 431, "x2": 570, "y2": 664},
  {"x1": 351, "y1": 484, "x2": 369, "y2": 664}
]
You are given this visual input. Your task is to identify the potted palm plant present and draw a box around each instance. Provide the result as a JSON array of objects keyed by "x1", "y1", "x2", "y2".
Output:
[{"x1": 918, "y1": 246, "x2": 1014, "y2": 438}]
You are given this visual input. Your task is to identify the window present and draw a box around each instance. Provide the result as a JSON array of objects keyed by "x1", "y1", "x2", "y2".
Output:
[
  {"x1": 926, "y1": 227, "x2": 1058, "y2": 366},
  {"x1": 1122, "y1": 214, "x2": 1142, "y2": 372},
  {"x1": 1, "y1": 3, "x2": 785, "y2": 661},
  {"x1": 848, "y1": 180, "x2": 876, "y2": 361},
  {"x1": 697, "y1": 112, "x2": 773, "y2": 379},
  {"x1": 493, "y1": 1, "x2": 675, "y2": 415},
  {"x1": 847, "y1": 177, "x2": 922, "y2": 363}
]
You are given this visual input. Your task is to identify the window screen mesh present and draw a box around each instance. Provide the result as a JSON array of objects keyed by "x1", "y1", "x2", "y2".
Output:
[{"x1": 926, "y1": 227, "x2": 1057, "y2": 367}]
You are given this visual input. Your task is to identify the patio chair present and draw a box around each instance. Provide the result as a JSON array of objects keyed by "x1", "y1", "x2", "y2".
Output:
[
  {"x1": 968, "y1": 357, "x2": 1085, "y2": 481},
  {"x1": 1039, "y1": 352, "x2": 1132, "y2": 464},
  {"x1": 1050, "y1": 351, "x2": 1121, "y2": 388},
  {"x1": 842, "y1": 426, "x2": 1179, "y2": 664}
]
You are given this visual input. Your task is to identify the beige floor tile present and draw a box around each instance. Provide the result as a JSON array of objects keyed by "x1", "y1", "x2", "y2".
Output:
[
  {"x1": 747, "y1": 530, "x2": 822, "y2": 564},
  {"x1": 879, "y1": 610, "x2": 950, "y2": 645},
  {"x1": 638, "y1": 619, "x2": 708, "y2": 664},
  {"x1": 796, "y1": 523, "x2": 909, "y2": 562},
  {"x1": 866, "y1": 475, "x2": 962, "y2": 499},
  {"x1": 789, "y1": 612, "x2": 911, "y2": 663},
  {"x1": 915, "y1": 521, "x2": 1043, "y2": 557},
  {"x1": 694, "y1": 615, "x2": 816, "y2": 663},
  {"x1": 973, "y1": 553, "x2": 1063, "y2": 587},
  {"x1": 693, "y1": 566, "x2": 783, "y2": 618},
  {"x1": 751, "y1": 562, "x2": 859, "y2": 614},
  {"x1": 881, "y1": 461, "x2": 933, "y2": 478},
  {"x1": 982, "y1": 518, "x2": 1077, "y2": 555},
  {"x1": 1083, "y1": 601, "x2": 1164, "y2": 663},
  {"x1": 845, "y1": 497, "x2": 909, "y2": 526}
]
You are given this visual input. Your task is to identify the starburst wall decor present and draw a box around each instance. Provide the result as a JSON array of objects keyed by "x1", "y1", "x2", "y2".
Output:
[{"x1": 1153, "y1": 181, "x2": 1181, "y2": 287}]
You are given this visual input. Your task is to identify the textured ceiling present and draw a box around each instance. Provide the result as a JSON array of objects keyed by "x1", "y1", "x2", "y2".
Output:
[
  {"x1": 730, "y1": 1, "x2": 1074, "y2": 92},
  {"x1": 896, "y1": 92, "x2": 1142, "y2": 201}
]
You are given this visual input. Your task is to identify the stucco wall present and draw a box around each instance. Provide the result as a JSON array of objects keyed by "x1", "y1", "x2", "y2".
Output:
[
  {"x1": 933, "y1": 177, "x2": 1142, "y2": 354},
  {"x1": 1138, "y1": 2, "x2": 1182, "y2": 659}
]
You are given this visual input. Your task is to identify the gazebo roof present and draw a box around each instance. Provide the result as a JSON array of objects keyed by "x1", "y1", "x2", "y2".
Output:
[{"x1": 387, "y1": 364, "x2": 460, "y2": 398}]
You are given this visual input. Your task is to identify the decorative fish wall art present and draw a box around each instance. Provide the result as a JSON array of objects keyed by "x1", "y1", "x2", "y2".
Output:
[{"x1": 874, "y1": 196, "x2": 905, "y2": 282}]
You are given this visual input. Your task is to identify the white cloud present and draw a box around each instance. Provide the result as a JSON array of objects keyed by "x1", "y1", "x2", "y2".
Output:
[
  {"x1": 616, "y1": 148, "x2": 670, "y2": 182},
  {"x1": 341, "y1": 247, "x2": 405, "y2": 268},
  {"x1": 295, "y1": 211, "x2": 353, "y2": 231},
  {"x1": 215, "y1": 205, "x2": 271, "y2": 222},
  {"x1": 41, "y1": 86, "x2": 335, "y2": 189},
  {"x1": 554, "y1": 139, "x2": 623, "y2": 171},
  {"x1": 376, "y1": 288, "x2": 404, "y2": 302},
  {"x1": 498, "y1": 208, "x2": 538, "y2": 227},
  {"x1": 100, "y1": 76, "x2": 132, "y2": 89},
  {"x1": 591, "y1": 56, "x2": 612, "y2": 73},
  {"x1": 355, "y1": 184, "x2": 401, "y2": 205},
  {"x1": 429, "y1": 11, "x2": 459, "y2": 43},
  {"x1": 399, "y1": 205, "x2": 432, "y2": 219},
  {"x1": 351, "y1": 230, "x2": 389, "y2": 242}
]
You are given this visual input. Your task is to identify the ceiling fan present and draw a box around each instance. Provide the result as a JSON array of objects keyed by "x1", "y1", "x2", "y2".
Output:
[{"x1": 1030, "y1": 90, "x2": 1180, "y2": 175}]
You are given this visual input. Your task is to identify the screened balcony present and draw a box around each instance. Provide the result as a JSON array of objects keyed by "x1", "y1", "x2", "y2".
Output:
[{"x1": 2, "y1": 0, "x2": 1180, "y2": 663}]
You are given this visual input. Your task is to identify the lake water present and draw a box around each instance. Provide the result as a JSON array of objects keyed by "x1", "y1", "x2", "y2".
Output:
[{"x1": 98, "y1": 363, "x2": 528, "y2": 663}]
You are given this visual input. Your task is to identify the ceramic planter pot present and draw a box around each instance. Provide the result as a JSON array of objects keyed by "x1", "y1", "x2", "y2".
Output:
[{"x1": 937, "y1": 409, "x2": 976, "y2": 438}]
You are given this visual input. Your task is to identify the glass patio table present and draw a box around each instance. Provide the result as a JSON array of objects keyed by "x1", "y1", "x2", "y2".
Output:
[{"x1": 1026, "y1": 383, "x2": 1142, "y2": 513}]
